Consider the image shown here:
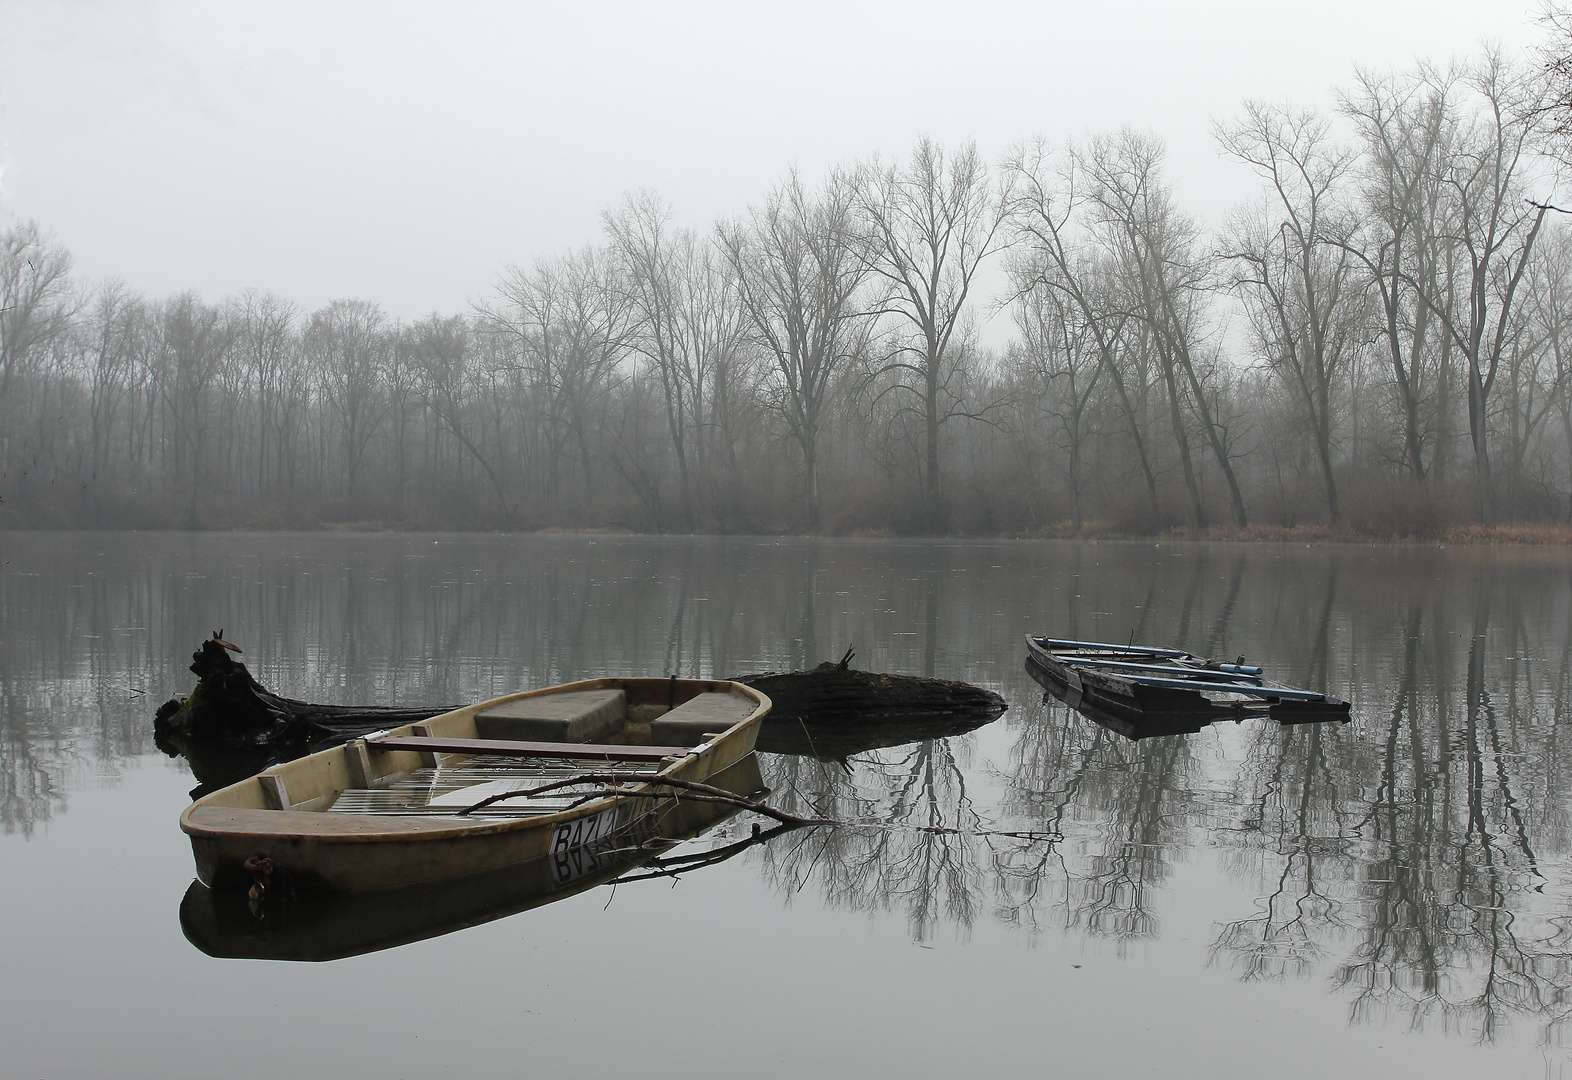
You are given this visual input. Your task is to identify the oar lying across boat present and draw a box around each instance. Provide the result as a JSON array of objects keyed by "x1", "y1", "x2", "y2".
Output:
[{"x1": 179, "y1": 677, "x2": 770, "y2": 894}]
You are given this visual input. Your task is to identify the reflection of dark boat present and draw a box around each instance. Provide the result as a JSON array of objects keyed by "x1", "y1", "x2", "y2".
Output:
[
  {"x1": 180, "y1": 677, "x2": 768, "y2": 893},
  {"x1": 181, "y1": 756, "x2": 764, "y2": 961},
  {"x1": 1025, "y1": 636, "x2": 1350, "y2": 738}
]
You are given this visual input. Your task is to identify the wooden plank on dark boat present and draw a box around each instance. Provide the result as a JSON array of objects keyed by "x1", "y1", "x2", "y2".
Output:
[
  {"x1": 367, "y1": 735, "x2": 699, "y2": 761},
  {"x1": 1060, "y1": 656, "x2": 1264, "y2": 684}
]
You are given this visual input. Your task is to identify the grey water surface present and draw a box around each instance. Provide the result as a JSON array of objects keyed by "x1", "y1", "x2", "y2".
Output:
[{"x1": 2, "y1": 532, "x2": 1570, "y2": 1079}]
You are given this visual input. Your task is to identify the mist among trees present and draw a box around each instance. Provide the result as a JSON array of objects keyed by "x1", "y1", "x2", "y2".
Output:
[{"x1": 7, "y1": 43, "x2": 1572, "y2": 536}]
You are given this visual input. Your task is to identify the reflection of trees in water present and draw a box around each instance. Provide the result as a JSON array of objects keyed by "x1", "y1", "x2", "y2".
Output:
[
  {"x1": 1066, "y1": 734, "x2": 1192, "y2": 944},
  {"x1": 1213, "y1": 579, "x2": 1572, "y2": 1044},
  {"x1": 1212, "y1": 722, "x2": 1355, "y2": 982},
  {"x1": 990, "y1": 702, "x2": 1199, "y2": 950},
  {"x1": 0, "y1": 564, "x2": 156, "y2": 834},
  {"x1": 753, "y1": 702, "x2": 1203, "y2": 953},
  {"x1": 754, "y1": 740, "x2": 983, "y2": 941},
  {"x1": 0, "y1": 706, "x2": 63, "y2": 835}
]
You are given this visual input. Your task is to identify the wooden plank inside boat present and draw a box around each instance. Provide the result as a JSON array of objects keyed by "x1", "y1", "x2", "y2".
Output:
[{"x1": 366, "y1": 735, "x2": 698, "y2": 761}]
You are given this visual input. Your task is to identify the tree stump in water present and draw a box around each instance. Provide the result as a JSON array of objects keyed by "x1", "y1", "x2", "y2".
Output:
[
  {"x1": 738, "y1": 648, "x2": 1007, "y2": 758},
  {"x1": 154, "y1": 635, "x2": 458, "y2": 792}
]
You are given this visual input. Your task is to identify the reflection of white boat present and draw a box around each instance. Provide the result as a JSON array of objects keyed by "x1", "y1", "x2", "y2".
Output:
[
  {"x1": 1025, "y1": 636, "x2": 1350, "y2": 732},
  {"x1": 180, "y1": 678, "x2": 769, "y2": 894}
]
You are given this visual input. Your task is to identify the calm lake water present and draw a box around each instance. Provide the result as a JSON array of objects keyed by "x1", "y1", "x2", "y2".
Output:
[{"x1": 3, "y1": 532, "x2": 1571, "y2": 1079}]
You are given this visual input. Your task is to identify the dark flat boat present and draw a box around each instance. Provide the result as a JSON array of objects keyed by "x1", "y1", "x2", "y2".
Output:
[{"x1": 1025, "y1": 636, "x2": 1350, "y2": 738}]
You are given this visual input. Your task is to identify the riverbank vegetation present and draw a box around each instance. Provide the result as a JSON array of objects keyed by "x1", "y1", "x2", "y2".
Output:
[{"x1": 8, "y1": 37, "x2": 1572, "y2": 540}]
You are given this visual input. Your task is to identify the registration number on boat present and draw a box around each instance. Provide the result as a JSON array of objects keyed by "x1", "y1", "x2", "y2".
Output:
[{"x1": 549, "y1": 807, "x2": 619, "y2": 886}]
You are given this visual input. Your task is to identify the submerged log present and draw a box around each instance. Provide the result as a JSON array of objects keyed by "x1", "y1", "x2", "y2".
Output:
[{"x1": 155, "y1": 636, "x2": 1008, "y2": 790}]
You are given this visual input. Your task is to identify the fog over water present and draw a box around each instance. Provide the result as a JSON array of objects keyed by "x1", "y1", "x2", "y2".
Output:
[{"x1": 3, "y1": 533, "x2": 1571, "y2": 1077}]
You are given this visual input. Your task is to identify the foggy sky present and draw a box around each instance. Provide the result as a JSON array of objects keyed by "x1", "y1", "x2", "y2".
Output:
[{"x1": 0, "y1": 0, "x2": 1544, "y2": 324}]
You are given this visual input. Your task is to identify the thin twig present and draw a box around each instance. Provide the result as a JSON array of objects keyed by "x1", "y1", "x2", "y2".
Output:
[
  {"x1": 456, "y1": 771, "x2": 838, "y2": 827},
  {"x1": 611, "y1": 821, "x2": 809, "y2": 883}
]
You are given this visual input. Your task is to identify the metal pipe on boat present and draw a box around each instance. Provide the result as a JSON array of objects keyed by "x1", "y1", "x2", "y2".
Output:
[{"x1": 1060, "y1": 656, "x2": 1263, "y2": 684}]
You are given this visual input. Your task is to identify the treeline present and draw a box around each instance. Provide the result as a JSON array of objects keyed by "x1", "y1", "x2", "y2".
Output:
[{"x1": 5, "y1": 47, "x2": 1572, "y2": 535}]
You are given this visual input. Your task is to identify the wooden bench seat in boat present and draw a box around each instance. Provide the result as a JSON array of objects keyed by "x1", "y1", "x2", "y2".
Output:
[
  {"x1": 649, "y1": 691, "x2": 758, "y2": 745},
  {"x1": 473, "y1": 688, "x2": 625, "y2": 743}
]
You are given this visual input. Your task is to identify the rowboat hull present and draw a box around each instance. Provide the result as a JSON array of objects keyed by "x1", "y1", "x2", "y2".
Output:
[
  {"x1": 180, "y1": 755, "x2": 765, "y2": 961},
  {"x1": 180, "y1": 677, "x2": 768, "y2": 894}
]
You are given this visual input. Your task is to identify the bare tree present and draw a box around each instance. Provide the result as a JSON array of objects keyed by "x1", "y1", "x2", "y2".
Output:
[
  {"x1": 1504, "y1": 226, "x2": 1572, "y2": 512},
  {"x1": 1407, "y1": 52, "x2": 1553, "y2": 523},
  {"x1": 1533, "y1": 226, "x2": 1572, "y2": 518},
  {"x1": 1535, "y1": 6, "x2": 1572, "y2": 165},
  {"x1": 1219, "y1": 101, "x2": 1364, "y2": 522},
  {"x1": 857, "y1": 138, "x2": 1014, "y2": 527},
  {"x1": 1007, "y1": 139, "x2": 1162, "y2": 525},
  {"x1": 719, "y1": 170, "x2": 870, "y2": 532},
  {"x1": 605, "y1": 192, "x2": 699, "y2": 523},
  {"x1": 149, "y1": 292, "x2": 231, "y2": 525},
  {"x1": 0, "y1": 222, "x2": 75, "y2": 403},
  {"x1": 482, "y1": 246, "x2": 636, "y2": 509},
  {"x1": 410, "y1": 313, "x2": 518, "y2": 522},
  {"x1": 1007, "y1": 265, "x2": 1104, "y2": 531},
  {"x1": 1083, "y1": 130, "x2": 1250, "y2": 527},
  {"x1": 676, "y1": 238, "x2": 757, "y2": 523},
  {"x1": 78, "y1": 280, "x2": 141, "y2": 482},
  {"x1": 306, "y1": 299, "x2": 389, "y2": 498},
  {"x1": 232, "y1": 290, "x2": 299, "y2": 496},
  {"x1": 605, "y1": 192, "x2": 755, "y2": 527},
  {"x1": 1340, "y1": 65, "x2": 1458, "y2": 481}
]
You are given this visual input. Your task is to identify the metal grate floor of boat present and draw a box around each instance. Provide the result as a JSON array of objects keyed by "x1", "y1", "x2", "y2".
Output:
[{"x1": 327, "y1": 754, "x2": 663, "y2": 818}]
